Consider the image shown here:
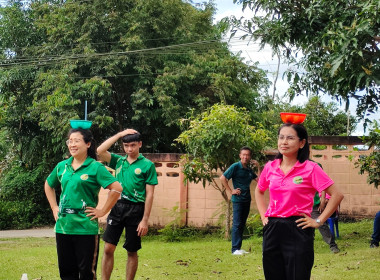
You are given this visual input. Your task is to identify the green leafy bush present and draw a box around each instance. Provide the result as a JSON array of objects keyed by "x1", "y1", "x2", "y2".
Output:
[
  {"x1": 0, "y1": 164, "x2": 53, "y2": 229},
  {"x1": 245, "y1": 213, "x2": 263, "y2": 237},
  {"x1": 158, "y1": 205, "x2": 221, "y2": 242}
]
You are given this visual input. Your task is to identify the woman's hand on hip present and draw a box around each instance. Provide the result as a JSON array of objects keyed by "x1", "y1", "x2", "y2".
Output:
[
  {"x1": 85, "y1": 207, "x2": 106, "y2": 220},
  {"x1": 296, "y1": 213, "x2": 320, "y2": 229}
]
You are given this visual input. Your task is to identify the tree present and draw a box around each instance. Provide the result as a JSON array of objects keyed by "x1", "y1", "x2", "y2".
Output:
[
  {"x1": 0, "y1": 0, "x2": 269, "y2": 155},
  {"x1": 250, "y1": 95, "x2": 358, "y2": 150},
  {"x1": 302, "y1": 95, "x2": 357, "y2": 136},
  {"x1": 227, "y1": 0, "x2": 379, "y2": 119},
  {"x1": 176, "y1": 104, "x2": 270, "y2": 237},
  {"x1": 355, "y1": 120, "x2": 380, "y2": 189},
  {"x1": 0, "y1": 0, "x2": 269, "y2": 228}
]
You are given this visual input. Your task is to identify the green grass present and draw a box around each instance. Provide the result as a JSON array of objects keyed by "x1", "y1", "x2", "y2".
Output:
[{"x1": 1, "y1": 220, "x2": 379, "y2": 280}]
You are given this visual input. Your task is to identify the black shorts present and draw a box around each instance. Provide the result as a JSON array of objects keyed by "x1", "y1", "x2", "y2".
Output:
[{"x1": 103, "y1": 199, "x2": 145, "y2": 252}]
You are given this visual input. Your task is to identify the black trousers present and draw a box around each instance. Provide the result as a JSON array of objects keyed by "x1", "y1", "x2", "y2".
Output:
[
  {"x1": 262, "y1": 217, "x2": 315, "y2": 280},
  {"x1": 56, "y1": 233, "x2": 100, "y2": 280}
]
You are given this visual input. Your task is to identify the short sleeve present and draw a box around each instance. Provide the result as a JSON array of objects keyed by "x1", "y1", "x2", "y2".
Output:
[
  {"x1": 257, "y1": 162, "x2": 270, "y2": 191},
  {"x1": 223, "y1": 163, "x2": 237, "y2": 180},
  {"x1": 144, "y1": 162, "x2": 158, "y2": 186},
  {"x1": 95, "y1": 163, "x2": 118, "y2": 189},
  {"x1": 46, "y1": 164, "x2": 60, "y2": 189},
  {"x1": 311, "y1": 163, "x2": 334, "y2": 192},
  {"x1": 109, "y1": 153, "x2": 123, "y2": 170}
]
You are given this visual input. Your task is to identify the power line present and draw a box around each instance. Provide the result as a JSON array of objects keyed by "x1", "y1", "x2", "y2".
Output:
[
  {"x1": 0, "y1": 39, "x2": 266, "y2": 69},
  {"x1": 0, "y1": 40, "x2": 226, "y2": 67}
]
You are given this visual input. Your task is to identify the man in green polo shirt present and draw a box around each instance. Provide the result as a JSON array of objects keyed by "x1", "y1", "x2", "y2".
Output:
[{"x1": 97, "y1": 129, "x2": 158, "y2": 280}]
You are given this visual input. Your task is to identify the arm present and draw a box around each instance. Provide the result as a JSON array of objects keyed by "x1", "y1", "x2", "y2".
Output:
[
  {"x1": 85, "y1": 181, "x2": 123, "y2": 220},
  {"x1": 318, "y1": 190, "x2": 327, "y2": 212},
  {"x1": 220, "y1": 174, "x2": 240, "y2": 197},
  {"x1": 297, "y1": 184, "x2": 344, "y2": 229},
  {"x1": 255, "y1": 186, "x2": 268, "y2": 225},
  {"x1": 44, "y1": 181, "x2": 59, "y2": 221},
  {"x1": 97, "y1": 128, "x2": 137, "y2": 163},
  {"x1": 317, "y1": 185, "x2": 343, "y2": 223},
  {"x1": 250, "y1": 159, "x2": 261, "y2": 179},
  {"x1": 137, "y1": 184, "x2": 155, "y2": 236}
]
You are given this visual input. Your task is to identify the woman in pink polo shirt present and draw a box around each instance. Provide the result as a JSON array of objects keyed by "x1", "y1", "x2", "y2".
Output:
[{"x1": 255, "y1": 123, "x2": 344, "y2": 280}]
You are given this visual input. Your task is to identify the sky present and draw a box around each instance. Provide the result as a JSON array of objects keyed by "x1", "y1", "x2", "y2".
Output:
[{"x1": 212, "y1": 0, "x2": 379, "y2": 135}]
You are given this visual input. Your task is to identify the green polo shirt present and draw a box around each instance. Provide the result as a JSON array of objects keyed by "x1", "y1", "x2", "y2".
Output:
[
  {"x1": 109, "y1": 153, "x2": 158, "y2": 203},
  {"x1": 46, "y1": 156, "x2": 118, "y2": 235},
  {"x1": 223, "y1": 161, "x2": 257, "y2": 203}
]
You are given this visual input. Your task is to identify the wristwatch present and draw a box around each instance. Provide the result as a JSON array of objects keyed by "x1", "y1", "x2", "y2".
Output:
[{"x1": 316, "y1": 218, "x2": 322, "y2": 225}]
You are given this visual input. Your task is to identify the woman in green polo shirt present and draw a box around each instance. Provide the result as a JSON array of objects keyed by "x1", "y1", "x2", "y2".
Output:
[{"x1": 44, "y1": 128, "x2": 122, "y2": 280}]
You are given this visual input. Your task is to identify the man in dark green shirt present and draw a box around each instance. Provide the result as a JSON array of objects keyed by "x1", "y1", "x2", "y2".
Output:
[{"x1": 220, "y1": 146, "x2": 260, "y2": 255}]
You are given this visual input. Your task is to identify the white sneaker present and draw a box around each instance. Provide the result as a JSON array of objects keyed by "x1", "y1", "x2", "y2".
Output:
[
  {"x1": 232, "y1": 250, "x2": 244, "y2": 255},
  {"x1": 239, "y1": 249, "x2": 250, "y2": 254}
]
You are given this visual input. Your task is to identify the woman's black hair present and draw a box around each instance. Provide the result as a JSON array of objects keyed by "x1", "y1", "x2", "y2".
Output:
[
  {"x1": 275, "y1": 123, "x2": 310, "y2": 163},
  {"x1": 68, "y1": 128, "x2": 97, "y2": 160}
]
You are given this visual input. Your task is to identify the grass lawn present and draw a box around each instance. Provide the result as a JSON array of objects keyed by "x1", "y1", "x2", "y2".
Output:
[{"x1": 0, "y1": 219, "x2": 379, "y2": 280}]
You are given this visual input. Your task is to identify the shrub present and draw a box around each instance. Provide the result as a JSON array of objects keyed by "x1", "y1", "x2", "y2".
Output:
[
  {"x1": 246, "y1": 213, "x2": 264, "y2": 237},
  {"x1": 0, "y1": 164, "x2": 53, "y2": 229}
]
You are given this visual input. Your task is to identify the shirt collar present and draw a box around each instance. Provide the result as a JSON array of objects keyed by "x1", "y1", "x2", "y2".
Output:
[
  {"x1": 238, "y1": 161, "x2": 251, "y2": 170},
  {"x1": 66, "y1": 156, "x2": 93, "y2": 168},
  {"x1": 273, "y1": 158, "x2": 305, "y2": 169},
  {"x1": 123, "y1": 153, "x2": 144, "y2": 162}
]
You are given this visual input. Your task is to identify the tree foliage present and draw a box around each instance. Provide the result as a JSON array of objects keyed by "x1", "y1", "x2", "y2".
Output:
[
  {"x1": 302, "y1": 96, "x2": 357, "y2": 136},
  {"x1": 355, "y1": 121, "x2": 380, "y2": 189},
  {"x1": 176, "y1": 103, "x2": 270, "y2": 237},
  {"x1": 0, "y1": 0, "x2": 269, "y2": 228},
  {"x1": 250, "y1": 95, "x2": 358, "y2": 149},
  {"x1": 228, "y1": 0, "x2": 380, "y2": 119}
]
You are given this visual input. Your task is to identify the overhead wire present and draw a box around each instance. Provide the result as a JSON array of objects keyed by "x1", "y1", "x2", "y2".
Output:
[
  {"x1": 0, "y1": 38, "x2": 266, "y2": 68},
  {"x1": 0, "y1": 0, "x2": 288, "y2": 81}
]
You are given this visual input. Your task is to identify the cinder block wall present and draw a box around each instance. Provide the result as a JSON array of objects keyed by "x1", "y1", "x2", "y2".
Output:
[
  {"x1": 309, "y1": 137, "x2": 380, "y2": 217},
  {"x1": 98, "y1": 136, "x2": 380, "y2": 227}
]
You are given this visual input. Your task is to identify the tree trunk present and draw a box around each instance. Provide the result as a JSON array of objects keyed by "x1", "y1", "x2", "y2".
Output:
[
  {"x1": 213, "y1": 182, "x2": 232, "y2": 239},
  {"x1": 225, "y1": 199, "x2": 231, "y2": 239}
]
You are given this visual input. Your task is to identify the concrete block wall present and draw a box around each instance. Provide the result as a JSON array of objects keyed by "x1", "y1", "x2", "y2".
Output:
[{"x1": 309, "y1": 136, "x2": 380, "y2": 217}]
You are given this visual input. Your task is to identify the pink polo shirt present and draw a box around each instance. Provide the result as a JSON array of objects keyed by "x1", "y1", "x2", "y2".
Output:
[{"x1": 258, "y1": 159, "x2": 334, "y2": 218}]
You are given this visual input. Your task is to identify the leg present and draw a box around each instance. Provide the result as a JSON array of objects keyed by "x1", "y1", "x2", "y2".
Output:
[
  {"x1": 264, "y1": 217, "x2": 314, "y2": 280},
  {"x1": 312, "y1": 205, "x2": 339, "y2": 252},
  {"x1": 56, "y1": 233, "x2": 79, "y2": 280},
  {"x1": 74, "y1": 235, "x2": 99, "y2": 280},
  {"x1": 240, "y1": 201, "x2": 251, "y2": 251},
  {"x1": 231, "y1": 202, "x2": 244, "y2": 253},
  {"x1": 122, "y1": 204, "x2": 144, "y2": 279},
  {"x1": 102, "y1": 201, "x2": 126, "y2": 279},
  {"x1": 371, "y1": 211, "x2": 380, "y2": 247},
  {"x1": 101, "y1": 242, "x2": 117, "y2": 280},
  {"x1": 126, "y1": 251, "x2": 138, "y2": 280},
  {"x1": 262, "y1": 218, "x2": 286, "y2": 280},
  {"x1": 282, "y1": 222, "x2": 314, "y2": 280}
]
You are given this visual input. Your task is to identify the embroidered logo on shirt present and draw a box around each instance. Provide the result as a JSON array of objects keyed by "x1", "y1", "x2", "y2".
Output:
[
  {"x1": 80, "y1": 174, "x2": 89, "y2": 181},
  {"x1": 293, "y1": 176, "x2": 303, "y2": 184},
  {"x1": 135, "y1": 168, "x2": 142, "y2": 175}
]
